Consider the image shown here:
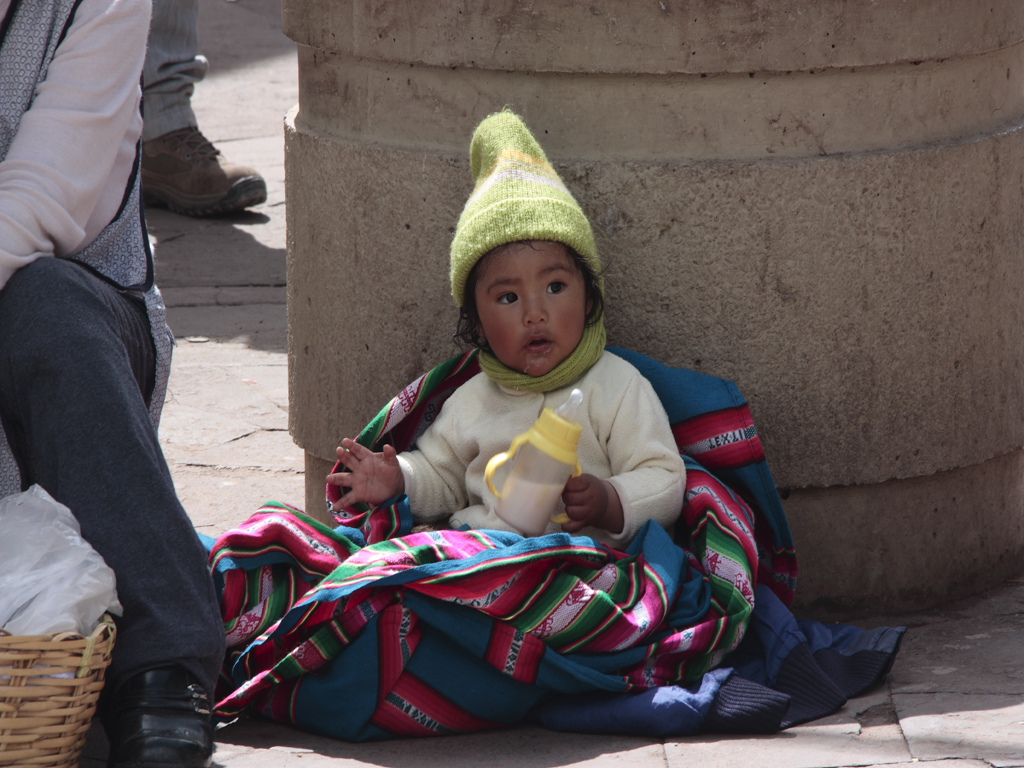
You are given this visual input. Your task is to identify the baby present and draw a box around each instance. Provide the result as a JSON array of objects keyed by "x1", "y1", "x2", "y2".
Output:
[{"x1": 328, "y1": 110, "x2": 685, "y2": 545}]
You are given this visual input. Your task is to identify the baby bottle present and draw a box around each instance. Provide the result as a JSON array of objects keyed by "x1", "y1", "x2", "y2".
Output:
[{"x1": 485, "y1": 389, "x2": 583, "y2": 536}]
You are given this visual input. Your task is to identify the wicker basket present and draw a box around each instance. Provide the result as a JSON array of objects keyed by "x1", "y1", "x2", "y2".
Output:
[{"x1": 0, "y1": 616, "x2": 116, "y2": 767}]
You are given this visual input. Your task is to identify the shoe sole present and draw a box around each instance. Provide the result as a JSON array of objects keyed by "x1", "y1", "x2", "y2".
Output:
[{"x1": 143, "y1": 176, "x2": 268, "y2": 218}]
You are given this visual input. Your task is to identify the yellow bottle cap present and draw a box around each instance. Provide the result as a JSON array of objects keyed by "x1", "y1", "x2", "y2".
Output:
[{"x1": 526, "y1": 407, "x2": 582, "y2": 466}]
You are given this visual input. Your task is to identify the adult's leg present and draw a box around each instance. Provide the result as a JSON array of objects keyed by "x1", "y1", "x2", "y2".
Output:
[
  {"x1": 142, "y1": 0, "x2": 205, "y2": 142},
  {"x1": 140, "y1": 0, "x2": 267, "y2": 216},
  {"x1": 0, "y1": 258, "x2": 224, "y2": 695}
]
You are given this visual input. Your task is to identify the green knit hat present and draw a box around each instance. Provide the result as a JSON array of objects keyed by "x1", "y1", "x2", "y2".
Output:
[{"x1": 450, "y1": 109, "x2": 600, "y2": 306}]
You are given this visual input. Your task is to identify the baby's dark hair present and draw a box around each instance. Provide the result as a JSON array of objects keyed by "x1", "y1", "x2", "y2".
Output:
[{"x1": 454, "y1": 240, "x2": 604, "y2": 350}]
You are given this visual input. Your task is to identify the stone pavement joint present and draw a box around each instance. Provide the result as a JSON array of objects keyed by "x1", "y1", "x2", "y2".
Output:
[{"x1": 85, "y1": 1, "x2": 1024, "y2": 766}]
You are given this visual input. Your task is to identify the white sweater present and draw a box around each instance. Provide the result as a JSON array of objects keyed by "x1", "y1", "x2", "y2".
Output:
[
  {"x1": 0, "y1": 0, "x2": 150, "y2": 290},
  {"x1": 398, "y1": 352, "x2": 686, "y2": 545}
]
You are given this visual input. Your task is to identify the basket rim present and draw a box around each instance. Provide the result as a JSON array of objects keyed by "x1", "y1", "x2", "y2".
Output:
[
  {"x1": 0, "y1": 615, "x2": 116, "y2": 677},
  {"x1": 0, "y1": 613, "x2": 116, "y2": 644}
]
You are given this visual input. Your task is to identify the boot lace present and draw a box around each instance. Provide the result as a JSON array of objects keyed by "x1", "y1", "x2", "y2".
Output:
[{"x1": 167, "y1": 127, "x2": 220, "y2": 162}]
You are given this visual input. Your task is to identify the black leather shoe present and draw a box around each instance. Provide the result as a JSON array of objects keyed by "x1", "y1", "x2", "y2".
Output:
[{"x1": 108, "y1": 666, "x2": 214, "y2": 768}]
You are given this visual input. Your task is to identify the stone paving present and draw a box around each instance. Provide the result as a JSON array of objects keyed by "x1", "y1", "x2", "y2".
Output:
[{"x1": 84, "y1": 2, "x2": 1024, "y2": 765}]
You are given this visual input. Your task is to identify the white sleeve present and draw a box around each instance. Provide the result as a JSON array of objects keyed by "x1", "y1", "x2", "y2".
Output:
[
  {"x1": 0, "y1": 0, "x2": 151, "y2": 290},
  {"x1": 603, "y1": 373, "x2": 686, "y2": 541},
  {"x1": 398, "y1": 404, "x2": 473, "y2": 522}
]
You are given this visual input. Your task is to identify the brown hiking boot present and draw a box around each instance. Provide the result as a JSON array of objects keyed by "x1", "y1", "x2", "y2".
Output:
[{"x1": 141, "y1": 127, "x2": 267, "y2": 217}]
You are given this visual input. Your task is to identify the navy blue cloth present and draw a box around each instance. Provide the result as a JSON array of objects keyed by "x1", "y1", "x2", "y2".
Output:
[
  {"x1": 535, "y1": 584, "x2": 904, "y2": 736},
  {"x1": 535, "y1": 668, "x2": 732, "y2": 737}
]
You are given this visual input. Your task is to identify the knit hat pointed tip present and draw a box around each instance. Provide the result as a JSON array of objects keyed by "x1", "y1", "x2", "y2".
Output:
[{"x1": 470, "y1": 109, "x2": 548, "y2": 182}]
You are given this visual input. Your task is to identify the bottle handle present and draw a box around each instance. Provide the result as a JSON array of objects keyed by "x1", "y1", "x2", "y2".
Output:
[
  {"x1": 484, "y1": 433, "x2": 528, "y2": 498},
  {"x1": 549, "y1": 463, "x2": 583, "y2": 525}
]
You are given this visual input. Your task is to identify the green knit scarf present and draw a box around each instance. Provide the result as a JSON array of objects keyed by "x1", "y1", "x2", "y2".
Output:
[{"x1": 478, "y1": 314, "x2": 606, "y2": 392}]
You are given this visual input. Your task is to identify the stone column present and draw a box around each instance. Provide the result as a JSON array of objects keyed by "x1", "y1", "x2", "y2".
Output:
[{"x1": 283, "y1": 0, "x2": 1024, "y2": 614}]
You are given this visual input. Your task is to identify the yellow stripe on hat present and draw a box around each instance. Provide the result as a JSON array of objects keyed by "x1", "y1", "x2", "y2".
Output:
[{"x1": 467, "y1": 166, "x2": 572, "y2": 208}]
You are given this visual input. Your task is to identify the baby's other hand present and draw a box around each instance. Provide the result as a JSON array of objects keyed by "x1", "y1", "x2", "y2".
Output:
[
  {"x1": 560, "y1": 474, "x2": 624, "y2": 535},
  {"x1": 327, "y1": 438, "x2": 404, "y2": 510}
]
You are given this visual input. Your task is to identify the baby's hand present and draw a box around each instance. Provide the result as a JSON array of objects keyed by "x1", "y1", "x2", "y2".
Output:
[
  {"x1": 560, "y1": 474, "x2": 624, "y2": 535},
  {"x1": 326, "y1": 438, "x2": 405, "y2": 510}
]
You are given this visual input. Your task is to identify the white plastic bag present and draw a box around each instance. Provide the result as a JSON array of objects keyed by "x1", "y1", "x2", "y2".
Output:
[{"x1": 0, "y1": 485, "x2": 122, "y2": 636}]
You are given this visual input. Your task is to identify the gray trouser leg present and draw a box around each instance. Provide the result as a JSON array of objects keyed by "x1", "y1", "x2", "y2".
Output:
[
  {"x1": 0, "y1": 258, "x2": 224, "y2": 697},
  {"x1": 142, "y1": 0, "x2": 206, "y2": 140}
]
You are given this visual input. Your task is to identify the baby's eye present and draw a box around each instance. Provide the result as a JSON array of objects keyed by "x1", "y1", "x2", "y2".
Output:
[
  {"x1": 497, "y1": 292, "x2": 518, "y2": 305},
  {"x1": 548, "y1": 281, "x2": 566, "y2": 294}
]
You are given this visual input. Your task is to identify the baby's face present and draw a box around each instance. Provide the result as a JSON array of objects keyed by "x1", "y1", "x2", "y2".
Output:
[{"x1": 473, "y1": 241, "x2": 588, "y2": 377}]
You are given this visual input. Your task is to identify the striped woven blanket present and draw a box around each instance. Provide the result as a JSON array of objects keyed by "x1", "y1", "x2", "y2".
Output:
[{"x1": 210, "y1": 349, "x2": 853, "y2": 740}]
